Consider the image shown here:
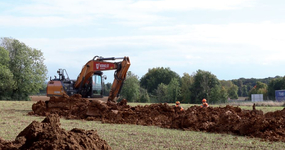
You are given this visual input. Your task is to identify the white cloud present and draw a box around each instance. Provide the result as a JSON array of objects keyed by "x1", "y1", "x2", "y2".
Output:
[
  {"x1": 14, "y1": 0, "x2": 254, "y2": 15},
  {"x1": 21, "y1": 21, "x2": 285, "y2": 66},
  {"x1": 130, "y1": 0, "x2": 254, "y2": 12},
  {"x1": 0, "y1": 0, "x2": 255, "y2": 27},
  {"x1": 0, "y1": 15, "x2": 96, "y2": 27},
  {"x1": 141, "y1": 22, "x2": 285, "y2": 50}
]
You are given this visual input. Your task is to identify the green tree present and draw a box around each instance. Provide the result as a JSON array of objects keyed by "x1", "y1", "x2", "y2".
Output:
[
  {"x1": 220, "y1": 86, "x2": 228, "y2": 103},
  {"x1": 220, "y1": 80, "x2": 238, "y2": 99},
  {"x1": 120, "y1": 71, "x2": 140, "y2": 102},
  {"x1": 236, "y1": 79, "x2": 244, "y2": 96},
  {"x1": 138, "y1": 87, "x2": 150, "y2": 103},
  {"x1": 180, "y1": 73, "x2": 192, "y2": 103},
  {"x1": 228, "y1": 85, "x2": 238, "y2": 99},
  {"x1": 190, "y1": 70, "x2": 220, "y2": 104},
  {"x1": 156, "y1": 83, "x2": 168, "y2": 103},
  {"x1": 1, "y1": 38, "x2": 47, "y2": 100},
  {"x1": 0, "y1": 47, "x2": 14, "y2": 100},
  {"x1": 242, "y1": 85, "x2": 249, "y2": 97},
  {"x1": 140, "y1": 67, "x2": 180, "y2": 94},
  {"x1": 167, "y1": 78, "x2": 180, "y2": 103},
  {"x1": 209, "y1": 85, "x2": 221, "y2": 104}
]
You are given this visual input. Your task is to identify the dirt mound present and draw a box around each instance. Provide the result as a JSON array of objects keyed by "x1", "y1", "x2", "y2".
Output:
[
  {"x1": 30, "y1": 94, "x2": 285, "y2": 142},
  {"x1": 0, "y1": 114, "x2": 111, "y2": 150},
  {"x1": 30, "y1": 94, "x2": 89, "y2": 119}
]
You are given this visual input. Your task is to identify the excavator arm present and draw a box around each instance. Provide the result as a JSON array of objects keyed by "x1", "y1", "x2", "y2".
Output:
[
  {"x1": 107, "y1": 57, "x2": 130, "y2": 102},
  {"x1": 74, "y1": 56, "x2": 131, "y2": 102}
]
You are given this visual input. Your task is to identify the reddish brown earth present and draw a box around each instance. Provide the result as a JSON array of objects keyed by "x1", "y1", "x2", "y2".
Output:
[
  {"x1": 0, "y1": 114, "x2": 111, "y2": 150},
  {"x1": 29, "y1": 94, "x2": 285, "y2": 142}
]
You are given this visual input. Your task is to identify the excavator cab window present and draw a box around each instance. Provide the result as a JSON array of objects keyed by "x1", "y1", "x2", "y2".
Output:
[{"x1": 92, "y1": 74, "x2": 103, "y2": 98}]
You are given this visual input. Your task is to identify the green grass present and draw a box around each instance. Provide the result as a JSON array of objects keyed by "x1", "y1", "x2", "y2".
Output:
[
  {"x1": 0, "y1": 101, "x2": 45, "y2": 140},
  {"x1": 1, "y1": 101, "x2": 285, "y2": 149}
]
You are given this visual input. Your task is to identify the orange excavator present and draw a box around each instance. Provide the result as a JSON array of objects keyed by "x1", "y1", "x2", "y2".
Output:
[{"x1": 46, "y1": 56, "x2": 131, "y2": 102}]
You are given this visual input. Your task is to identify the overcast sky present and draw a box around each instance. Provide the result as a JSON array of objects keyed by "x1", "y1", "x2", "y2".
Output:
[{"x1": 1, "y1": 0, "x2": 285, "y2": 83}]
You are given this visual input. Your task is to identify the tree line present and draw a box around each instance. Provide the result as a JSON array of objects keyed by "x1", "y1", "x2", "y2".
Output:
[
  {"x1": 232, "y1": 76, "x2": 285, "y2": 100},
  {"x1": 1, "y1": 38, "x2": 284, "y2": 102},
  {"x1": 115, "y1": 68, "x2": 237, "y2": 104},
  {"x1": 115, "y1": 68, "x2": 285, "y2": 103}
]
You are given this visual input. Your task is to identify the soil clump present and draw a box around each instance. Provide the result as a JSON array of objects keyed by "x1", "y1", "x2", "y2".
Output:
[{"x1": 0, "y1": 114, "x2": 111, "y2": 150}]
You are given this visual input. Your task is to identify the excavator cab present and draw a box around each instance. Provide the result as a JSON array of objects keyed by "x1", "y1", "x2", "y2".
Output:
[{"x1": 91, "y1": 72, "x2": 104, "y2": 98}]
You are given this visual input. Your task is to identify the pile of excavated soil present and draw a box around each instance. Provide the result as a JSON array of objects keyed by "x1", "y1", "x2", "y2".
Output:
[
  {"x1": 0, "y1": 114, "x2": 111, "y2": 150},
  {"x1": 30, "y1": 94, "x2": 285, "y2": 142}
]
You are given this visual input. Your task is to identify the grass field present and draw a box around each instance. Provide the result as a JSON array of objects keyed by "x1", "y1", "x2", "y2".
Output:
[{"x1": 1, "y1": 101, "x2": 285, "y2": 150}]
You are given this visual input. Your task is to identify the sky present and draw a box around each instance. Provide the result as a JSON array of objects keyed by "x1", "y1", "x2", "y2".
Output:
[{"x1": 1, "y1": 0, "x2": 285, "y2": 83}]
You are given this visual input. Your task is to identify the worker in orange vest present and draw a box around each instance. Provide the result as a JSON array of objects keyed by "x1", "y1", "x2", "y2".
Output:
[
  {"x1": 200, "y1": 99, "x2": 209, "y2": 108},
  {"x1": 175, "y1": 101, "x2": 184, "y2": 111}
]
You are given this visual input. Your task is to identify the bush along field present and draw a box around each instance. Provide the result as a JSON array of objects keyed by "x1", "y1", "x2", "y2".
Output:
[{"x1": 1, "y1": 96, "x2": 285, "y2": 149}]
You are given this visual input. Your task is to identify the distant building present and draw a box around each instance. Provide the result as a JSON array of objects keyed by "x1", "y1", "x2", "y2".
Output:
[
  {"x1": 275, "y1": 90, "x2": 285, "y2": 102},
  {"x1": 251, "y1": 94, "x2": 263, "y2": 102}
]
